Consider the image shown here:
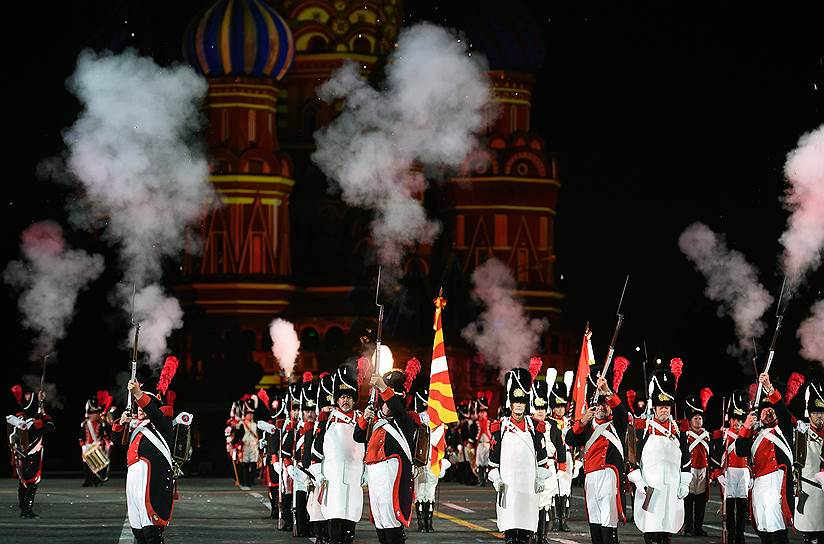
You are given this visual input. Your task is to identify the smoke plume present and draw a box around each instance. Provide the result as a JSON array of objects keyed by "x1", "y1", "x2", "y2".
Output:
[
  {"x1": 679, "y1": 222, "x2": 773, "y2": 355},
  {"x1": 269, "y1": 318, "x2": 300, "y2": 378},
  {"x1": 129, "y1": 284, "x2": 184, "y2": 365},
  {"x1": 798, "y1": 299, "x2": 824, "y2": 365},
  {"x1": 312, "y1": 23, "x2": 492, "y2": 273},
  {"x1": 51, "y1": 49, "x2": 213, "y2": 362},
  {"x1": 461, "y1": 258, "x2": 548, "y2": 382},
  {"x1": 780, "y1": 124, "x2": 824, "y2": 286},
  {"x1": 4, "y1": 221, "x2": 104, "y2": 358},
  {"x1": 22, "y1": 375, "x2": 64, "y2": 410}
]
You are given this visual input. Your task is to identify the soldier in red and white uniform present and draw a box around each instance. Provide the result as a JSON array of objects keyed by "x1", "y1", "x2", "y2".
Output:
[
  {"x1": 627, "y1": 369, "x2": 691, "y2": 544},
  {"x1": 354, "y1": 363, "x2": 422, "y2": 544},
  {"x1": 488, "y1": 367, "x2": 551, "y2": 544},
  {"x1": 7, "y1": 385, "x2": 55, "y2": 519},
  {"x1": 565, "y1": 366, "x2": 628, "y2": 544},
  {"x1": 112, "y1": 379, "x2": 176, "y2": 544},
  {"x1": 475, "y1": 393, "x2": 493, "y2": 487},
  {"x1": 682, "y1": 392, "x2": 711, "y2": 536},
  {"x1": 548, "y1": 371, "x2": 574, "y2": 532},
  {"x1": 80, "y1": 392, "x2": 113, "y2": 486},
  {"x1": 710, "y1": 389, "x2": 751, "y2": 544},
  {"x1": 793, "y1": 380, "x2": 824, "y2": 544},
  {"x1": 282, "y1": 372, "x2": 316, "y2": 538},
  {"x1": 735, "y1": 373, "x2": 794, "y2": 544},
  {"x1": 257, "y1": 392, "x2": 286, "y2": 522},
  {"x1": 310, "y1": 361, "x2": 366, "y2": 544}
]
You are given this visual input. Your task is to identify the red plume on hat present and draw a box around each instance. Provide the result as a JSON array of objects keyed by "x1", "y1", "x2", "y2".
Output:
[
  {"x1": 11, "y1": 385, "x2": 22, "y2": 405},
  {"x1": 626, "y1": 389, "x2": 637, "y2": 409},
  {"x1": 257, "y1": 389, "x2": 270, "y2": 410},
  {"x1": 97, "y1": 390, "x2": 113, "y2": 412},
  {"x1": 529, "y1": 356, "x2": 542, "y2": 381},
  {"x1": 700, "y1": 387, "x2": 713, "y2": 411},
  {"x1": 404, "y1": 357, "x2": 421, "y2": 392},
  {"x1": 612, "y1": 357, "x2": 630, "y2": 392},
  {"x1": 357, "y1": 356, "x2": 369, "y2": 386},
  {"x1": 157, "y1": 356, "x2": 179, "y2": 396},
  {"x1": 669, "y1": 358, "x2": 683, "y2": 387},
  {"x1": 319, "y1": 372, "x2": 330, "y2": 379},
  {"x1": 165, "y1": 390, "x2": 177, "y2": 408},
  {"x1": 785, "y1": 372, "x2": 805, "y2": 403},
  {"x1": 303, "y1": 371, "x2": 314, "y2": 383}
]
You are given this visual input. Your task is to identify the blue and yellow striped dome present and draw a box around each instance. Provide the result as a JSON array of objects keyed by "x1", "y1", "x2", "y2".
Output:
[{"x1": 183, "y1": 0, "x2": 295, "y2": 80}]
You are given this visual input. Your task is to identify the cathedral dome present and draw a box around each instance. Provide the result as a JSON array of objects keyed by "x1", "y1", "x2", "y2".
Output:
[{"x1": 183, "y1": 0, "x2": 295, "y2": 80}]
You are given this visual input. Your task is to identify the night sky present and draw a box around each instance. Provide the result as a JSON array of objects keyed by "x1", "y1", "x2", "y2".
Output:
[{"x1": 3, "y1": 1, "x2": 823, "y2": 468}]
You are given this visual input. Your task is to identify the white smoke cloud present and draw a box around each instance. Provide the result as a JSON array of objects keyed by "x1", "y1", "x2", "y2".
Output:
[
  {"x1": 4, "y1": 221, "x2": 104, "y2": 359},
  {"x1": 269, "y1": 318, "x2": 300, "y2": 378},
  {"x1": 22, "y1": 375, "x2": 64, "y2": 410},
  {"x1": 129, "y1": 284, "x2": 184, "y2": 365},
  {"x1": 312, "y1": 23, "x2": 492, "y2": 273},
  {"x1": 798, "y1": 299, "x2": 824, "y2": 365},
  {"x1": 461, "y1": 258, "x2": 548, "y2": 382},
  {"x1": 781, "y1": 124, "x2": 824, "y2": 287},
  {"x1": 51, "y1": 49, "x2": 213, "y2": 362},
  {"x1": 679, "y1": 222, "x2": 774, "y2": 355}
]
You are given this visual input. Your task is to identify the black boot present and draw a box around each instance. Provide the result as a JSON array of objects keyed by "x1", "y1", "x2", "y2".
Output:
[
  {"x1": 735, "y1": 499, "x2": 748, "y2": 544},
  {"x1": 644, "y1": 533, "x2": 657, "y2": 544},
  {"x1": 18, "y1": 484, "x2": 25, "y2": 517},
  {"x1": 280, "y1": 494, "x2": 292, "y2": 531},
  {"x1": 600, "y1": 526, "x2": 618, "y2": 544},
  {"x1": 694, "y1": 493, "x2": 708, "y2": 536},
  {"x1": 22, "y1": 484, "x2": 39, "y2": 518},
  {"x1": 131, "y1": 528, "x2": 148, "y2": 544},
  {"x1": 387, "y1": 526, "x2": 406, "y2": 544},
  {"x1": 142, "y1": 525, "x2": 165, "y2": 544},
  {"x1": 269, "y1": 491, "x2": 278, "y2": 519},
  {"x1": 557, "y1": 495, "x2": 570, "y2": 532},
  {"x1": 684, "y1": 494, "x2": 694, "y2": 536},
  {"x1": 590, "y1": 524, "x2": 605, "y2": 544},
  {"x1": 425, "y1": 501, "x2": 436, "y2": 533},
  {"x1": 416, "y1": 502, "x2": 425, "y2": 532},
  {"x1": 537, "y1": 508, "x2": 549, "y2": 544},
  {"x1": 376, "y1": 528, "x2": 388, "y2": 544},
  {"x1": 504, "y1": 529, "x2": 518, "y2": 544},
  {"x1": 771, "y1": 530, "x2": 789, "y2": 544}
]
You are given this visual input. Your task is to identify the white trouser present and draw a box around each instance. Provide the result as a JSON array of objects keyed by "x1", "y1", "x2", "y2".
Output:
[
  {"x1": 752, "y1": 470, "x2": 786, "y2": 532},
  {"x1": 367, "y1": 458, "x2": 402, "y2": 529},
  {"x1": 585, "y1": 469, "x2": 619, "y2": 528},
  {"x1": 126, "y1": 460, "x2": 152, "y2": 529},
  {"x1": 689, "y1": 467, "x2": 707, "y2": 495}
]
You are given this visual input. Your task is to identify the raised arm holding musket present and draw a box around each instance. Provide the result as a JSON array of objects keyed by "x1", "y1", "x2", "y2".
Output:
[
  {"x1": 565, "y1": 369, "x2": 628, "y2": 544},
  {"x1": 353, "y1": 362, "x2": 421, "y2": 544},
  {"x1": 735, "y1": 372, "x2": 794, "y2": 544}
]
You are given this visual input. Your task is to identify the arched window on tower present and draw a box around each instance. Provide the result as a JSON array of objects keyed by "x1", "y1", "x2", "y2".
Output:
[
  {"x1": 353, "y1": 36, "x2": 372, "y2": 54},
  {"x1": 300, "y1": 327, "x2": 320, "y2": 352},
  {"x1": 307, "y1": 35, "x2": 328, "y2": 51}
]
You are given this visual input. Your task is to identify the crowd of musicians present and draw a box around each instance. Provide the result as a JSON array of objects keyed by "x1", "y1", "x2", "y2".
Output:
[{"x1": 6, "y1": 353, "x2": 824, "y2": 544}]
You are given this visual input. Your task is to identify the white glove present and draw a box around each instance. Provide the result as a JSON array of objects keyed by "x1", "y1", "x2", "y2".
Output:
[
  {"x1": 438, "y1": 459, "x2": 451, "y2": 479},
  {"x1": 257, "y1": 420, "x2": 276, "y2": 433},
  {"x1": 488, "y1": 467, "x2": 501, "y2": 491},
  {"x1": 796, "y1": 421, "x2": 809, "y2": 434},
  {"x1": 571, "y1": 459, "x2": 583, "y2": 479},
  {"x1": 677, "y1": 472, "x2": 691, "y2": 499},
  {"x1": 286, "y1": 464, "x2": 295, "y2": 479},
  {"x1": 308, "y1": 463, "x2": 323, "y2": 481},
  {"x1": 627, "y1": 469, "x2": 647, "y2": 488},
  {"x1": 815, "y1": 472, "x2": 824, "y2": 487}
]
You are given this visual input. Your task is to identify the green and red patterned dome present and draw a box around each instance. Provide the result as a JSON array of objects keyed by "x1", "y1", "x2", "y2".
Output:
[{"x1": 183, "y1": 0, "x2": 295, "y2": 80}]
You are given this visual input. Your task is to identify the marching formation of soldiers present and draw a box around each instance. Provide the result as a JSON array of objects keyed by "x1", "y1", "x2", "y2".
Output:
[{"x1": 6, "y1": 353, "x2": 824, "y2": 544}]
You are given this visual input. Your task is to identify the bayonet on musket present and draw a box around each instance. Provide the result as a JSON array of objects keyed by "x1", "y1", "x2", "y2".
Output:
[
  {"x1": 594, "y1": 275, "x2": 629, "y2": 403},
  {"x1": 364, "y1": 267, "x2": 385, "y2": 444},
  {"x1": 123, "y1": 284, "x2": 140, "y2": 445},
  {"x1": 754, "y1": 277, "x2": 787, "y2": 408}
]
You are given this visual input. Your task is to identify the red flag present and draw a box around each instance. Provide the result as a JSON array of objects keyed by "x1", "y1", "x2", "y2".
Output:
[{"x1": 573, "y1": 329, "x2": 595, "y2": 421}]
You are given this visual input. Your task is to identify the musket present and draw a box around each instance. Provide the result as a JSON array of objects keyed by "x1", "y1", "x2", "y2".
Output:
[
  {"x1": 277, "y1": 418, "x2": 284, "y2": 529},
  {"x1": 593, "y1": 275, "x2": 629, "y2": 403},
  {"x1": 123, "y1": 285, "x2": 140, "y2": 445},
  {"x1": 364, "y1": 267, "x2": 385, "y2": 445},
  {"x1": 753, "y1": 277, "x2": 787, "y2": 408},
  {"x1": 720, "y1": 394, "x2": 728, "y2": 544},
  {"x1": 38, "y1": 354, "x2": 49, "y2": 414}
]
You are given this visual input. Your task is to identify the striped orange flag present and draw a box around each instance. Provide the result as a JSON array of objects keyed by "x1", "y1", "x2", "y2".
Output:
[
  {"x1": 572, "y1": 327, "x2": 596, "y2": 422},
  {"x1": 426, "y1": 289, "x2": 457, "y2": 477}
]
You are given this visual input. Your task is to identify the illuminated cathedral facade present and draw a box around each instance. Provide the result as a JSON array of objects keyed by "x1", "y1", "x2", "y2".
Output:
[{"x1": 175, "y1": 0, "x2": 575, "y2": 407}]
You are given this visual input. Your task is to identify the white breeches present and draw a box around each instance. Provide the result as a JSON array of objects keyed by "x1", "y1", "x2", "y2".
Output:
[
  {"x1": 585, "y1": 469, "x2": 619, "y2": 528},
  {"x1": 367, "y1": 459, "x2": 402, "y2": 529},
  {"x1": 751, "y1": 470, "x2": 786, "y2": 532},
  {"x1": 126, "y1": 460, "x2": 152, "y2": 529}
]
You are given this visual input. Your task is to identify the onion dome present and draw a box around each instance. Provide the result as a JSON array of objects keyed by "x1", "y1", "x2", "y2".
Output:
[
  {"x1": 463, "y1": 0, "x2": 546, "y2": 73},
  {"x1": 183, "y1": 0, "x2": 295, "y2": 80}
]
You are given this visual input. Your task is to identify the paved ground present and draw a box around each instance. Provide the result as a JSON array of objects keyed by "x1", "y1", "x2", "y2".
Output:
[{"x1": 0, "y1": 477, "x2": 801, "y2": 543}]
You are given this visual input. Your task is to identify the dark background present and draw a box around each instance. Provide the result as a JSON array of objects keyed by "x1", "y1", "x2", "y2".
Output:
[{"x1": 2, "y1": 1, "x2": 823, "y2": 472}]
